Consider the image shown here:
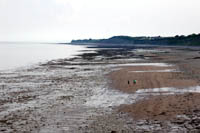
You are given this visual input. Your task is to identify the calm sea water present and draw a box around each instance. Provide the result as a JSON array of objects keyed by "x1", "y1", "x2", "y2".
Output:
[{"x1": 0, "y1": 43, "x2": 87, "y2": 71}]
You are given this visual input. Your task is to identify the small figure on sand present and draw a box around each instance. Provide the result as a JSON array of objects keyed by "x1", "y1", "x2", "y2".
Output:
[{"x1": 128, "y1": 80, "x2": 130, "y2": 85}]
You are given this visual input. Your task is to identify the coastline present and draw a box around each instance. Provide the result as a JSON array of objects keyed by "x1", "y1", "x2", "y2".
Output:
[{"x1": 1, "y1": 45, "x2": 200, "y2": 132}]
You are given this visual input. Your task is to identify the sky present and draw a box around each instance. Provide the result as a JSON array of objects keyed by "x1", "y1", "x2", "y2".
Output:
[{"x1": 0, "y1": 0, "x2": 200, "y2": 42}]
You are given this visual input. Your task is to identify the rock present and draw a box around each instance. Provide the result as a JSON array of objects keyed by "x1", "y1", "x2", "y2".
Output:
[
  {"x1": 184, "y1": 123, "x2": 193, "y2": 130},
  {"x1": 159, "y1": 112, "x2": 166, "y2": 115},
  {"x1": 190, "y1": 118, "x2": 200, "y2": 126},
  {"x1": 173, "y1": 119, "x2": 187, "y2": 125},
  {"x1": 195, "y1": 125, "x2": 200, "y2": 129}
]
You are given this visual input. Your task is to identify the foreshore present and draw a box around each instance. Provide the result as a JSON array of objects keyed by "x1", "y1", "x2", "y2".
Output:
[{"x1": 1, "y1": 45, "x2": 200, "y2": 132}]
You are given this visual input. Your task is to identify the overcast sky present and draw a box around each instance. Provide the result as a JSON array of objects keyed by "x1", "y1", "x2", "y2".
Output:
[{"x1": 0, "y1": 0, "x2": 200, "y2": 42}]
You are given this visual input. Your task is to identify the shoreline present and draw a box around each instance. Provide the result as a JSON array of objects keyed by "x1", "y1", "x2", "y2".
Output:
[{"x1": 1, "y1": 45, "x2": 200, "y2": 132}]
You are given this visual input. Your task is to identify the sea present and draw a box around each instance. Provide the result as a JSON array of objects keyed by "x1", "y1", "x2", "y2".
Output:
[{"x1": 0, "y1": 42, "x2": 88, "y2": 71}]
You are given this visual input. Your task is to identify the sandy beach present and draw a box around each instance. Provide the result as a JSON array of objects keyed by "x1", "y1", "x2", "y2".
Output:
[
  {"x1": 109, "y1": 65, "x2": 199, "y2": 93},
  {"x1": 1, "y1": 45, "x2": 200, "y2": 132}
]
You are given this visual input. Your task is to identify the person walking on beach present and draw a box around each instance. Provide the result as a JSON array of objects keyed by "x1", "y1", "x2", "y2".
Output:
[
  {"x1": 133, "y1": 80, "x2": 137, "y2": 84},
  {"x1": 128, "y1": 80, "x2": 130, "y2": 85}
]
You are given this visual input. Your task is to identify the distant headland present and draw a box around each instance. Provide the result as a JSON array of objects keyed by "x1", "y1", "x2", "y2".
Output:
[{"x1": 71, "y1": 33, "x2": 200, "y2": 46}]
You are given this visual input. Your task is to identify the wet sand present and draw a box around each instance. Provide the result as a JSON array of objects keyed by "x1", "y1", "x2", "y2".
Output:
[
  {"x1": 111, "y1": 46, "x2": 200, "y2": 132},
  {"x1": 120, "y1": 93, "x2": 200, "y2": 121},
  {"x1": 109, "y1": 65, "x2": 199, "y2": 93}
]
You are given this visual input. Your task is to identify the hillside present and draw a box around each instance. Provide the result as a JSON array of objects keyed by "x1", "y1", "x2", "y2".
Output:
[{"x1": 71, "y1": 33, "x2": 200, "y2": 46}]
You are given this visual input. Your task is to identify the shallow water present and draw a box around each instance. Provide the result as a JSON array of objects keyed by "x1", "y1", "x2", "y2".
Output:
[
  {"x1": 85, "y1": 85, "x2": 200, "y2": 108},
  {"x1": 129, "y1": 69, "x2": 178, "y2": 73},
  {"x1": 132, "y1": 48, "x2": 169, "y2": 53},
  {"x1": 108, "y1": 63, "x2": 172, "y2": 67},
  {"x1": 136, "y1": 86, "x2": 200, "y2": 94},
  {"x1": 0, "y1": 43, "x2": 88, "y2": 71}
]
